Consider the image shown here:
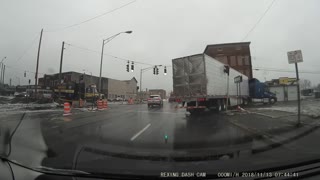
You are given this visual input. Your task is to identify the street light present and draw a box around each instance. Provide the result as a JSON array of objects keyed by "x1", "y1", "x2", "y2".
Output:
[{"x1": 99, "y1": 31, "x2": 132, "y2": 98}]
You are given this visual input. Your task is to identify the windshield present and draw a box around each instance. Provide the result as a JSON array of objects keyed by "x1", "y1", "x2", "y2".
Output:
[{"x1": 1, "y1": 0, "x2": 320, "y2": 179}]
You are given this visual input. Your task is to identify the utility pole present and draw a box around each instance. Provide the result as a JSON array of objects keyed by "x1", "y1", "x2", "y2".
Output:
[
  {"x1": 140, "y1": 69, "x2": 142, "y2": 102},
  {"x1": 99, "y1": 39, "x2": 105, "y2": 99},
  {"x1": 2, "y1": 65, "x2": 5, "y2": 84},
  {"x1": 35, "y1": 28, "x2": 43, "y2": 99},
  {"x1": 0, "y1": 63, "x2": 3, "y2": 84},
  {"x1": 58, "y1": 41, "x2": 65, "y2": 102}
]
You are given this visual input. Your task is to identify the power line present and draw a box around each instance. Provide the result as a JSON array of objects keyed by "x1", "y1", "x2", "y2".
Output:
[
  {"x1": 45, "y1": 0, "x2": 137, "y2": 33},
  {"x1": 12, "y1": 33, "x2": 40, "y2": 64},
  {"x1": 66, "y1": 43, "x2": 155, "y2": 66},
  {"x1": 253, "y1": 67, "x2": 320, "y2": 74},
  {"x1": 5, "y1": 65, "x2": 45, "y2": 75},
  {"x1": 241, "y1": 0, "x2": 277, "y2": 41}
]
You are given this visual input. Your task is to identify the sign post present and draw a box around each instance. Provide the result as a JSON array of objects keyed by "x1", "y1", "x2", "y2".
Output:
[{"x1": 287, "y1": 50, "x2": 303, "y2": 126}]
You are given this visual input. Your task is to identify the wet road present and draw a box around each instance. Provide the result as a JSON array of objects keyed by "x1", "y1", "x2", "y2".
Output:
[{"x1": 3, "y1": 102, "x2": 320, "y2": 179}]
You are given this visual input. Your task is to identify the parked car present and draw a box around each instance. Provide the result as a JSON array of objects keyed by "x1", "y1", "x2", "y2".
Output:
[
  {"x1": 14, "y1": 92, "x2": 29, "y2": 97},
  {"x1": 147, "y1": 95, "x2": 163, "y2": 108}
]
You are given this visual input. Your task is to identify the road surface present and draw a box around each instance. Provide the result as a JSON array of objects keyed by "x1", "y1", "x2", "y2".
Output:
[{"x1": 2, "y1": 101, "x2": 320, "y2": 178}]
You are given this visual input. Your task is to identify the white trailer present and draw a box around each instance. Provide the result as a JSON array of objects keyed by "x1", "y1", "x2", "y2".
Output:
[{"x1": 172, "y1": 54, "x2": 249, "y2": 114}]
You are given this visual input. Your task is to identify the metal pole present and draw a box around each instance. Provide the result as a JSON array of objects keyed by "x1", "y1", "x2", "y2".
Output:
[
  {"x1": 59, "y1": 41, "x2": 65, "y2": 102},
  {"x1": 239, "y1": 82, "x2": 241, "y2": 104},
  {"x1": 295, "y1": 63, "x2": 301, "y2": 126},
  {"x1": 35, "y1": 28, "x2": 43, "y2": 99},
  {"x1": 140, "y1": 68, "x2": 142, "y2": 103},
  {"x1": 0, "y1": 63, "x2": 2, "y2": 84},
  {"x1": 99, "y1": 40, "x2": 105, "y2": 99},
  {"x1": 226, "y1": 74, "x2": 229, "y2": 111},
  {"x1": 84, "y1": 72, "x2": 86, "y2": 100},
  {"x1": 10, "y1": 78, "x2": 11, "y2": 86},
  {"x1": 2, "y1": 65, "x2": 6, "y2": 84}
]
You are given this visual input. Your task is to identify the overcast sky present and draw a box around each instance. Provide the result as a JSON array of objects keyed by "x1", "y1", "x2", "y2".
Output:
[{"x1": 1, "y1": 0, "x2": 320, "y2": 92}]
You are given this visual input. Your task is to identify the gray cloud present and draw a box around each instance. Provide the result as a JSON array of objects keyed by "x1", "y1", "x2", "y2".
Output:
[{"x1": 1, "y1": 0, "x2": 320, "y2": 89}]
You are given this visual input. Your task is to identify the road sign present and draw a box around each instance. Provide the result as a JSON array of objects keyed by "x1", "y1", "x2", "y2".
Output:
[
  {"x1": 287, "y1": 50, "x2": 303, "y2": 64},
  {"x1": 234, "y1": 75, "x2": 243, "y2": 83}
]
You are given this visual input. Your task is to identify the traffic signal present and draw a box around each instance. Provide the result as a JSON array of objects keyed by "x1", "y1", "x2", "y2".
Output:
[
  {"x1": 164, "y1": 66, "x2": 167, "y2": 75},
  {"x1": 80, "y1": 75, "x2": 84, "y2": 81},
  {"x1": 131, "y1": 62, "x2": 134, "y2": 72},
  {"x1": 153, "y1": 67, "x2": 156, "y2": 75},
  {"x1": 24, "y1": 71, "x2": 26, "y2": 77},
  {"x1": 156, "y1": 67, "x2": 159, "y2": 75},
  {"x1": 224, "y1": 65, "x2": 230, "y2": 75},
  {"x1": 126, "y1": 62, "x2": 129, "y2": 72}
]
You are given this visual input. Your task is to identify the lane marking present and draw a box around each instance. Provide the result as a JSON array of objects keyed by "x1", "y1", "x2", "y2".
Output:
[{"x1": 130, "y1": 123, "x2": 151, "y2": 141}]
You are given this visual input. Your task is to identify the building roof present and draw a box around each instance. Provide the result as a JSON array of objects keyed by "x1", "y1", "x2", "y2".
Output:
[{"x1": 204, "y1": 42, "x2": 251, "y2": 53}]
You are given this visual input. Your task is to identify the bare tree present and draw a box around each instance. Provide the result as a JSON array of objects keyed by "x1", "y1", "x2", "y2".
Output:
[{"x1": 300, "y1": 79, "x2": 312, "y2": 90}]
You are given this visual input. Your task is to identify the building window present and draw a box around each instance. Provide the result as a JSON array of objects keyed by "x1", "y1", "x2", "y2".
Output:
[
  {"x1": 237, "y1": 56, "x2": 243, "y2": 66},
  {"x1": 230, "y1": 56, "x2": 236, "y2": 66},
  {"x1": 244, "y1": 56, "x2": 250, "y2": 65},
  {"x1": 217, "y1": 48, "x2": 223, "y2": 52},
  {"x1": 216, "y1": 56, "x2": 228, "y2": 64}
]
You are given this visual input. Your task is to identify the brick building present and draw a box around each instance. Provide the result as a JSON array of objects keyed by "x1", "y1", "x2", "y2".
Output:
[{"x1": 204, "y1": 42, "x2": 252, "y2": 79}]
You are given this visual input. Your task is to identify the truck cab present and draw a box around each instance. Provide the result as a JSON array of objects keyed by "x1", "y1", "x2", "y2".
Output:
[{"x1": 249, "y1": 78, "x2": 277, "y2": 104}]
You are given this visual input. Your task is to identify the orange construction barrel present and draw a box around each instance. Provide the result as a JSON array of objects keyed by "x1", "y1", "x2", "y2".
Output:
[
  {"x1": 97, "y1": 100, "x2": 103, "y2": 110},
  {"x1": 103, "y1": 100, "x2": 108, "y2": 109},
  {"x1": 63, "y1": 102, "x2": 72, "y2": 116}
]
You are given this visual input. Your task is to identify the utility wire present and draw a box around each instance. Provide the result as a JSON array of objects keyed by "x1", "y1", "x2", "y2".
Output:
[
  {"x1": 45, "y1": 0, "x2": 137, "y2": 32},
  {"x1": 253, "y1": 67, "x2": 320, "y2": 74},
  {"x1": 66, "y1": 43, "x2": 155, "y2": 66},
  {"x1": 241, "y1": 0, "x2": 277, "y2": 41},
  {"x1": 5, "y1": 65, "x2": 45, "y2": 75},
  {"x1": 13, "y1": 34, "x2": 40, "y2": 64}
]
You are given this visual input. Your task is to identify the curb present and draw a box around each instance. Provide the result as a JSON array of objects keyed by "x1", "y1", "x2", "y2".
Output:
[{"x1": 228, "y1": 119, "x2": 320, "y2": 154}]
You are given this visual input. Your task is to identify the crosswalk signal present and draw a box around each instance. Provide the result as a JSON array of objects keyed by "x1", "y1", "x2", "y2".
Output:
[
  {"x1": 131, "y1": 62, "x2": 134, "y2": 72},
  {"x1": 224, "y1": 65, "x2": 230, "y2": 75}
]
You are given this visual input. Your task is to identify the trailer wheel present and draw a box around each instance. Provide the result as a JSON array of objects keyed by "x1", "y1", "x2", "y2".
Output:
[
  {"x1": 269, "y1": 97, "x2": 277, "y2": 104},
  {"x1": 242, "y1": 98, "x2": 249, "y2": 106},
  {"x1": 221, "y1": 100, "x2": 226, "y2": 111}
]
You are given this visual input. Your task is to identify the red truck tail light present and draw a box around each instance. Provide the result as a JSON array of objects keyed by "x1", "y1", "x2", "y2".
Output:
[{"x1": 197, "y1": 98, "x2": 206, "y2": 102}]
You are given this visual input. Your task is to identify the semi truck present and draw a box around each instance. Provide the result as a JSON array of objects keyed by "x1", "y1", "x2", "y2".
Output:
[{"x1": 172, "y1": 53, "x2": 276, "y2": 115}]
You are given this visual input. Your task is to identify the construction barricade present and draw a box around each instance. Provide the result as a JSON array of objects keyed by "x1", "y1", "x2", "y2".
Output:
[
  {"x1": 103, "y1": 100, "x2": 108, "y2": 109},
  {"x1": 97, "y1": 100, "x2": 103, "y2": 110},
  {"x1": 63, "y1": 102, "x2": 72, "y2": 116}
]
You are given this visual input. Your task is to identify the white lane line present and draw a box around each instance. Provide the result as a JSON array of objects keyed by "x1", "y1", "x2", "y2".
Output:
[{"x1": 130, "y1": 123, "x2": 151, "y2": 141}]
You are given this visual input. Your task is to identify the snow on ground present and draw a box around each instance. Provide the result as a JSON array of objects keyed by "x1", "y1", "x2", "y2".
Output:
[
  {"x1": 257, "y1": 99, "x2": 320, "y2": 118},
  {"x1": 0, "y1": 102, "x2": 59, "y2": 113}
]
